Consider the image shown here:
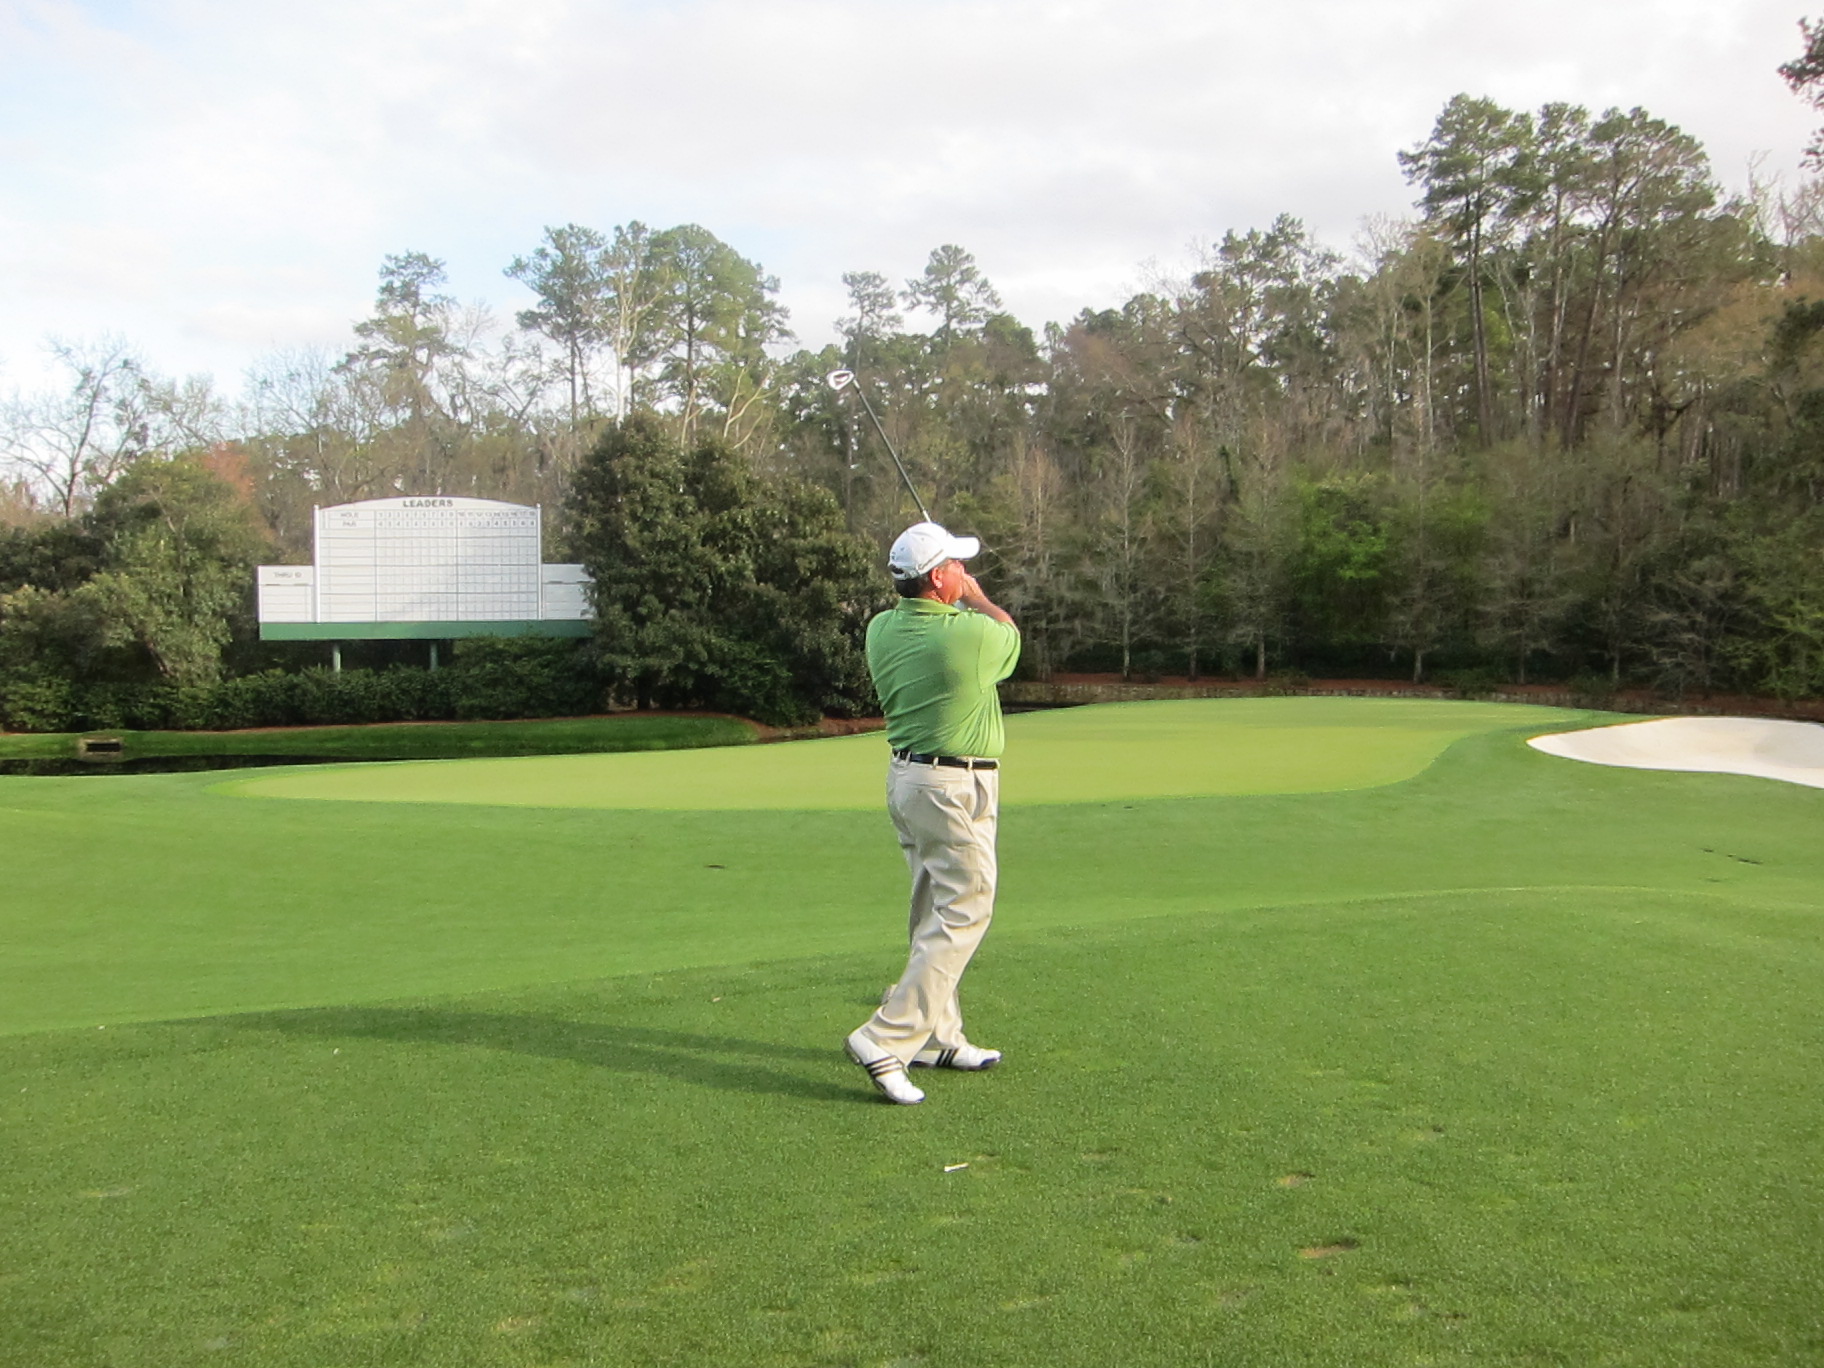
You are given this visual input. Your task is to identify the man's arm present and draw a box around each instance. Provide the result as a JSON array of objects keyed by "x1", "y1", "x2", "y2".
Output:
[{"x1": 956, "y1": 571, "x2": 1014, "y2": 627}]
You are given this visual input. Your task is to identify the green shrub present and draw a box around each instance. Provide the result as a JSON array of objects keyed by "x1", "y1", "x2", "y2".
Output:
[
  {"x1": 5, "y1": 639, "x2": 689, "y2": 733},
  {"x1": 1129, "y1": 648, "x2": 1175, "y2": 683},
  {"x1": 77, "y1": 682, "x2": 179, "y2": 731},
  {"x1": 1567, "y1": 673, "x2": 1619, "y2": 705},
  {"x1": 0, "y1": 674, "x2": 78, "y2": 732},
  {"x1": 698, "y1": 637, "x2": 812, "y2": 727},
  {"x1": 279, "y1": 667, "x2": 454, "y2": 726},
  {"x1": 191, "y1": 673, "x2": 291, "y2": 730},
  {"x1": 446, "y1": 638, "x2": 601, "y2": 721},
  {"x1": 1260, "y1": 670, "x2": 1313, "y2": 696},
  {"x1": 1435, "y1": 667, "x2": 1506, "y2": 698}
]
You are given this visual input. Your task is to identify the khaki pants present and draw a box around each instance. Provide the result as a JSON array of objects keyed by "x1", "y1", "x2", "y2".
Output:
[{"x1": 858, "y1": 756, "x2": 1000, "y2": 1065}]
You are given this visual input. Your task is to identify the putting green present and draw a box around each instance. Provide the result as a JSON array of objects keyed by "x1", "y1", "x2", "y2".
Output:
[{"x1": 223, "y1": 697, "x2": 1569, "y2": 809}]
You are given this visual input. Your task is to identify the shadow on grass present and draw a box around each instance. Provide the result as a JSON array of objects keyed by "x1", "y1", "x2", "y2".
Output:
[{"x1": 224, "y1": 1006, "x2": 865, "y2": 1105}]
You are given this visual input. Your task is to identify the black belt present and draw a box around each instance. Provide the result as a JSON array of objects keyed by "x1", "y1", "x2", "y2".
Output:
[{"x1": 893, "y1": 749, "x2": 998, "y2": 771}]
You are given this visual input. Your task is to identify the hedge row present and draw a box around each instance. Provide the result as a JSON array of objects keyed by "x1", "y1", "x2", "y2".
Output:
[{"x1": 0, "y1": 640, "x2": 605, "y2": 733}]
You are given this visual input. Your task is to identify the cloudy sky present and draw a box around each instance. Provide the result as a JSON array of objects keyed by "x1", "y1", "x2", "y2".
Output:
[{"x1": 1, "y1": 0, "x2": 1817, "y2": 393}]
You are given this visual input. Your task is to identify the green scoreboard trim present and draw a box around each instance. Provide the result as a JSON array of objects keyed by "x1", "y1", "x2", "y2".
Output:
[{"x1": 261, "y1": 621, "x2": 592, "y2": 641}]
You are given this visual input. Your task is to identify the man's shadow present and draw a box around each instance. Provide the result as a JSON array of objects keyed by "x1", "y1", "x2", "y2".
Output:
[{"x1": 227, "y1": 1006, "x2": 864, "y2": 1105}]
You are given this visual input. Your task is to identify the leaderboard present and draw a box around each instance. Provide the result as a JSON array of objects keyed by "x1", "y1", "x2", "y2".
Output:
[{"x1": 314, "y1": 497, "x2": 542, "y2": 624}]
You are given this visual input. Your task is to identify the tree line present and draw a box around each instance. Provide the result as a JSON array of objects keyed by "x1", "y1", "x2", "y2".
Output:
[{"x1": 6, "y1": 69, "x2": 1824, "y2": 726}]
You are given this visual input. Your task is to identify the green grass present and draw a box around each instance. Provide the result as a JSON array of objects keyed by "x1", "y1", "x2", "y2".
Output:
[
  {"x1": 0, "y1": 729, "x2": 75, "y2": 757},
  {"x1": 0, "y1": 713, "x2": 756, "y2": 761},
  {"x1": 226, "y1": 697, "x2": 1561, "y2": 809},
  {"x1": 2, "y1": 698, "x2": 1821, "y2": 1366}
]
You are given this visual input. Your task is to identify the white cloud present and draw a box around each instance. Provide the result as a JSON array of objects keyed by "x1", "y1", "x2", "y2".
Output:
[{"x1": 0, "y1": 0, "x2": 1814, "y2": 390}]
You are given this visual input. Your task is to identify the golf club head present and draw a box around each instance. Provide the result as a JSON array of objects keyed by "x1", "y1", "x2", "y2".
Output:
[{"x1": 825, "y1": 369, "x2": 856, "y2": 392}]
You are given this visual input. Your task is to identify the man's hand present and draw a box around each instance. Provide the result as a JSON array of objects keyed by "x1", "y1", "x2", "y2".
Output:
[{"x1": 956, "y1": 571, "x2": 1015, "y2": 626}]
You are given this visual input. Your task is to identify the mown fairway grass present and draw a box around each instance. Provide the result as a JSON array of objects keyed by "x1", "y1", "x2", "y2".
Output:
[{"x1": 2, "y1": 698, "x2": 1821, "y2": 1366}]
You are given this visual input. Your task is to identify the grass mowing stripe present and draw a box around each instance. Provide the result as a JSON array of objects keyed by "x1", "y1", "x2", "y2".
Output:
[{"x1": 3, "y1": 887, "x2": 1818, "y2": 1366}]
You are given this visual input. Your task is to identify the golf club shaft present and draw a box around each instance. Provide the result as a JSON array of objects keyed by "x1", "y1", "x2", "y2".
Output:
[{"x1": 849, "y1": 382, "x2": 932, "y2": 523}]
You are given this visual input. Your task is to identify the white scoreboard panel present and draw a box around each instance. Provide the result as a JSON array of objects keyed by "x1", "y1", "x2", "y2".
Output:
[
  {"x1": 539, "y1": 563, "x2": 592, "y2": 620},
  {"x1": 316, "y1": 498, "x2": 542, "y2": 623},
  {"x1": 256, "y1": 497, "x2": 593, "y2": 639},
  {"x1": 257, "y1": 565, "x2": 315, "y2": 623}
]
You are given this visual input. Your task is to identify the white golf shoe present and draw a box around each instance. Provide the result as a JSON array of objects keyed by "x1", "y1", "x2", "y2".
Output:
[
  {"x1": 912, "y1": 1043, "x2": 1002, "y2": 1070},
  {"x1": 845, "y1": 1029, "x2": 925, "y2": 1105}
]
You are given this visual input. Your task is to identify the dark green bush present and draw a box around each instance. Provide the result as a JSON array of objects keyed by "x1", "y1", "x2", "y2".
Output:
[
  {"x1": 447, "y1": 638, "x2": 602, "y2": 720},
  {"x1": 1568, "y1": 673, "x2": 1619, "y2": 706},
  {"x1": 2, "y1": 639, "x2": 620, "y2": 733},
  {"x1": 1435, "y1": 667, "x2": 1506, "y2": 698},
  {"x1": 78, "y1": 682, "x2": 180, "y2": 730},
  {"x1": 0, "y1": 674, "x2": 79, "y2": 732},
  {"x1": 1260, "y1": 670, "x2": 1313, "y2": 696}
]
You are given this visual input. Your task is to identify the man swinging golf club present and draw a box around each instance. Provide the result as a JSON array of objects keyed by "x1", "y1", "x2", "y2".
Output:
[{"x1": 845, "y1": 520, "x2": 1020, "y2": 1104}]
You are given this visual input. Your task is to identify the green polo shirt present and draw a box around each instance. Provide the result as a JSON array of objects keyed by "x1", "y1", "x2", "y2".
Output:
[{"x1": 866, "y1": 597, "x2": 1022, "y2": 759}]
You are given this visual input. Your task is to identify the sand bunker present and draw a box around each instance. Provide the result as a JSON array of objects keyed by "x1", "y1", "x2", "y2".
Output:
[{"x1": 1528, "y1": 716, "x2": 1824, "y2": 790}]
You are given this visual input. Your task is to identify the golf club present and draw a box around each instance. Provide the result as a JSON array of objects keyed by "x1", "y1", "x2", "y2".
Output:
[{"x1": 825, "y1": 369, "x2": 932, "y2": 523}]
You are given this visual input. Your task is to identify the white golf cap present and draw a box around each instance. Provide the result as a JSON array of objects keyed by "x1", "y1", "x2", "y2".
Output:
[{"x1": 888, "y1": 521, "x2": 981, "y2": 578}]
